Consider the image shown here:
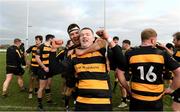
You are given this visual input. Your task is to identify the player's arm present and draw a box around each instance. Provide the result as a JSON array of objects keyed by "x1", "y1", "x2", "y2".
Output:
[
  {"x1": 116, "y1": 68, "x2": 131, "y2": 94},
  {"x1": 75, "y1": 38, "x2": 106, "y2": 56},
  {"x1": 15, "y1": 49, "x2": 22, "y2": 64},
  {"x1": 171, "y1": 67, "x2": 180, "y2": 89},
  {"x1": 96, "y1": 29, "x2": 127, "y2": 69},
  {"x1": 35, "y1": 46, "x2": 49, "y2": 72},
  {"x1": 156, "y1": 42, "x2": 174, "y2": 56},
  {"x1": 97, "y1": 30, "x2": 130, "y2": 92},
  {"x1": 24, "y1": 46, "x2": 33, "y2": 66},
  {"x1": 164, "y1": 52, "x2": 180, "y2": 93}
]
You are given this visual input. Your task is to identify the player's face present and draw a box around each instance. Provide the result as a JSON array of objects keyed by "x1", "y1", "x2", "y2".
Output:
[
  {"x1": 35, "y1": 38, "x2": 42, "y2": 45},
  {"x1": 69, "y1": 30, "x2": 80, "y2": 45},
  {"x1": 113, "y1": 39, "x2": 119, "y2": 45},
  {"x1": 16, "y1": 41, "x2": 22, "y2": 47},
  {"x1": 173, "y1": 37, "x2": 180, "y2": 47},
  {"x1": 122, "y1": 43, "x2": 130, "y2": 50},
  {"x1": 80, "y1": 29, "x2": 95, "y2": 48}
]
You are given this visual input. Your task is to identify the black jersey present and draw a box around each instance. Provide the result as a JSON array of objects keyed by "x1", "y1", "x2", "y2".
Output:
[
  {"x1": 125, "y1": 46, "x2": 179, "y2": 101},
  {"x1": 26, "y1": 45, "x2": 39, "y2": 67},
  {"x1": 36, "y1": 44, "x2": 51, "y2": 67},
  {"x1": 6, "y1": 45, "x2": 23, "y2": 67}
]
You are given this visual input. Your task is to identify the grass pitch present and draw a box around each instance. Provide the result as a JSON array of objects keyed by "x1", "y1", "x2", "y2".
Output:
[{"x1": 0, "y1": 52, "x2": 173, "y2": 111}]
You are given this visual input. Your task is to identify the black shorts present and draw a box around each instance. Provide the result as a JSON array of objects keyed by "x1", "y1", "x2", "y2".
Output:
[
  {"x1": 172, "y1": 88, "x2": 180, "y2": 103},
  {"x1": 75, "y1": 102, "x2": 112, "y2": 111},
  {"x1": 129, "y1": 97, "x2": 163, "y2": 111},
  {"x1": 6, "y1": 66, "x2": 24, "y2": 76},
  {"x1": 37, "y1": 68, "x2": 53, "y2": 80},
  {"x1": 30, "y1": 67, "x2": 39, "y2": 77}
]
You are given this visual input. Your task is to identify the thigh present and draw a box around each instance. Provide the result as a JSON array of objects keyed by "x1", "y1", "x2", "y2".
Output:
[{"x1": 39, "y1": 79, "x2": 48, "y2": 89}]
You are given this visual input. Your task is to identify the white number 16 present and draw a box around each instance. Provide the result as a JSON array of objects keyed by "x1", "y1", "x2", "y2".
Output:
[{"x1": 137, "y1": 66, "x2": 157, "y2": 82}]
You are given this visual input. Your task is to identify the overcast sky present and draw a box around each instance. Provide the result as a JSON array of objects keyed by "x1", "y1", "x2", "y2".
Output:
[{"x1": 0, "y1": 0, "x2": 180, "y2": 47}]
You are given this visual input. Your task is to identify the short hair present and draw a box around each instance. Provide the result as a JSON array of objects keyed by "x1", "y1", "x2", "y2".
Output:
[
  {"x1": 173, "y1": 32, "x2": 180, "y2": 41},
  {"x1": 45, "y1": 34, "x2": 55, "y2": 41},
  {"x1": 123, "y1": 39, "x2": 131, "y2": 45},
  {"x1": 35, "y1": 35, "x2": 43, "y2": 42},
  {"x1": 113, "y1": 36, "x2": 119, "y2": 40},
  {"x1": 81, "y1": 27, "x2": 94, "y2": 35},
  {"x1": 141, "y1": 28, "x2": 157, "y2": 41},
  {"x1": 67, "y1": 23, "x2": 80, "y2": 34},
  {"x1": 14, "y1": 38, "x2": 21, "y2": 43},
  {"x1": 166, "y1": 43, "x2": 174, "y2": 49}
]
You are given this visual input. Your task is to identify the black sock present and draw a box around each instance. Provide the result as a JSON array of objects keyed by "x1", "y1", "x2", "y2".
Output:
[
  {"x1": 122, "y1": 97, "x2": 127, "y2": 103},
  {"x1": 38, "y1": 98, "x2": 42, "y2": 105},
  {"x1": 35, "y1": 88, "x2": 38, "y2": 93},
  {"x1": 65, "y1": 96, "x2": 70, "y2": 107},
  {"x1": 45, "y1": 89, "x2": 51, "y2": 102}
]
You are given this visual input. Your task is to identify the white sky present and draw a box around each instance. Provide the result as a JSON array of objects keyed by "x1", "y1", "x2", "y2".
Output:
[{"x1": 0, "y1": 0, "x2": 180, "y2": 46}]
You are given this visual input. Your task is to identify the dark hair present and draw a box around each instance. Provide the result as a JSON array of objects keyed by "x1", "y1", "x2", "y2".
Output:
[
  {"x1": 173, "y1": 32, "x2": 180, "y2": 41},
  {"x1": 67, "y1": 23, "x2": 80, "y2": 34},
  {"x1": 113, "y1": 36, "x2": 119, "y2": 40},
  {"x1": 14, "y1": 38, "x2": 21, "y2": 43},
  {"x1": 123, "y1": 39, "x2": 131, "y2": 45},
  {"x1": 166, "y1": 43, "x2": 174, "y2": 49},
  {"x1": 45, "y1": 34, "x2": 55, "y2": 41},
  {"x1": 35, "y1": 35, "x2": 43, "y2": 42},
  {"x1": 81, "y1": 27, "x2": 94, "y2": 35},
  {"x1": 141, "y1": 28, "x2": 157, "y2": 41}
]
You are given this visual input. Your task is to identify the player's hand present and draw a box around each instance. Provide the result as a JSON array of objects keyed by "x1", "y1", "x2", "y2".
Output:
[
  {"x1": 156, "y1": 42, "x2": 165, "y2": 49},
  {"x1": 51, "y1": 38, "x2": 63, "y2": 49},
  {"x1": 43, "y1": 66, "x2": 49, "y2": 72},
  {"x1": 164, "y1": 87, "x2": 175, "y2": 94},
  {"x1": 96, "y1": 30, "x2": 110, "y2": 40}
]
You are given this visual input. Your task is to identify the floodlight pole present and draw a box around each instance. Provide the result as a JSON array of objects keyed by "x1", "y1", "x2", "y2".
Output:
[
  {"x1": 26, "y1": 0, "x2": 29, "y2": 49},
  {"x1": 104, "y1": 0, "x2": 106, "y2": 29}
]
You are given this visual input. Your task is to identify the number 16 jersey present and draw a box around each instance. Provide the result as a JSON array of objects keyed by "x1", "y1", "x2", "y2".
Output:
[{"x1": 125, "y1": 46, "x2": 179, "y2": 101}]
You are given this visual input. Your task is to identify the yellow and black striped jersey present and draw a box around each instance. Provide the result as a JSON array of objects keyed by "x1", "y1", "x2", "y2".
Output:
[
  {"x1": 26, "y1": 45, "x2": 40, "y2": 67},
  {"x1": 173, "y1": 48, "x2": 180, "y2": 62},
  {"x1": 36, "y1": 44, "x2": 51, "y2": 67},
  {"x1": 70, "y1": 48, "x2": 111, "y2": 105},
  {"x1": 125, "y1": 46, "x2": 179, "y2": 101}
]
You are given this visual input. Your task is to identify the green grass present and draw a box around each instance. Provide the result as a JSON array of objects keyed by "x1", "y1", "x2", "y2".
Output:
[{"x1": 0, "y1": 52, "x2": 172, "y2": 111}]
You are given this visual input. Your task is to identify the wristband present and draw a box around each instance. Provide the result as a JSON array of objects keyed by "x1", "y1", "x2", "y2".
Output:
[{"x1": 107, "y1": 37, "x2": 113, "y2": 43}]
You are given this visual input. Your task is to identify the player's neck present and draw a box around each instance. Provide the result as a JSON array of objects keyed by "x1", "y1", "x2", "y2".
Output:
[{"x1": 141, "y1": 41, "x2": 154, "y2": 47}]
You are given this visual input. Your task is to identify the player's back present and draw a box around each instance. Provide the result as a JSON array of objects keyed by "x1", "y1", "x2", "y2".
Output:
[{"x1": 126, "y1": 46, "x2": 166, "y2": 101}]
